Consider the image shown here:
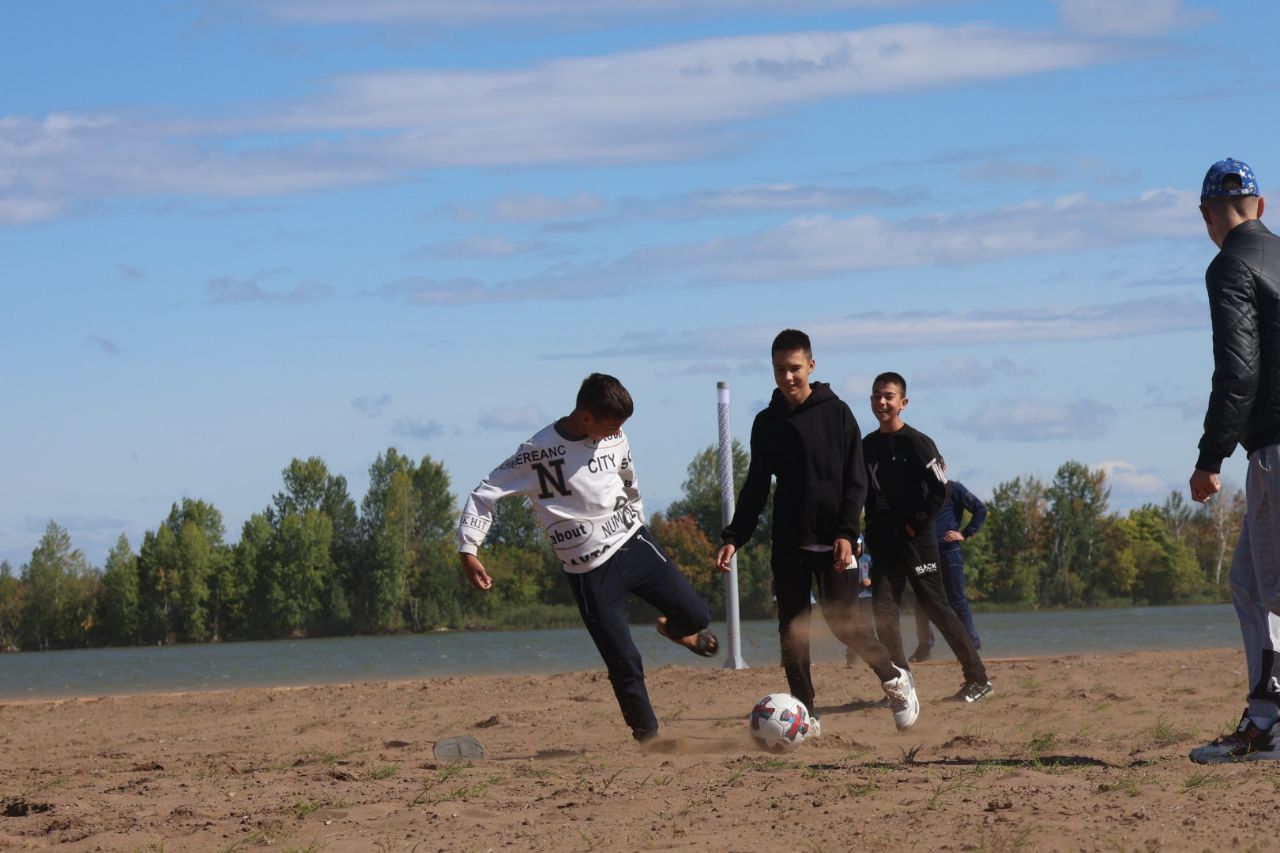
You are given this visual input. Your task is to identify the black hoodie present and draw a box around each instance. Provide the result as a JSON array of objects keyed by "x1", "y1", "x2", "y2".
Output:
[{"x1": 721, "y1": 382, "x2": 867, "y2": 549}]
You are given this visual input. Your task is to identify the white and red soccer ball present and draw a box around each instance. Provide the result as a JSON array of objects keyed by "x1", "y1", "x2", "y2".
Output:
[{"x1": 749, "y1": 692, "x2": 811, "y2": 750}]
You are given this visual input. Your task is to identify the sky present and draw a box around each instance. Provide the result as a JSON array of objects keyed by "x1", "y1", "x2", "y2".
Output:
[{"x1": 1, "y1": 0, "x2": 1272, "y2": 569}]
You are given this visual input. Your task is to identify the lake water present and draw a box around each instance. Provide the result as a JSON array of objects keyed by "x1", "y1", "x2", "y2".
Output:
[{"x1": 0, "y1": 604, "x2": 1242, "y2": 701}]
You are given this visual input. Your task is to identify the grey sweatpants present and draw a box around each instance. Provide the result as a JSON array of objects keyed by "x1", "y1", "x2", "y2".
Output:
[{"x1": 1232, "y1": 444, "x2": 1280, "y2": 719}]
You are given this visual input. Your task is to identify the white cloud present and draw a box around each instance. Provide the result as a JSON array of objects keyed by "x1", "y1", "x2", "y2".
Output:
[
  {"x1": 561, "y1": 183, "x2": 909, "y2": 230},
  {"x1": 488, "y1": 192, "x2": 607, "y2": 223},
  {"x1": 262, "y1": 26, "x2": 1108, "y2": 138},
  {"x1": 624, "y1": 188, "x2": 1199, "y2": 284},
  {"x1": 1057, "y1": 0, "x2": 1213, "y2": 37},
  {"x1": 552, "y1": 295, "x2": 1204, "y2": 362},
  {"x1": 1096, "y1": 459, "x2": 1169, "y2": 497},
  {"x1": 904, "y1": 356, "x2": 1035, "y2": 389},
  {"x1": 962, "y1": 159, "x2": 1062, "y2": 184},
  {"x1": 409, "y1": 236, "x2": 553, "y2": 260},
  {"x1": 478, "y1": 406, "x2": 548, "y2": 432},
  {"x1": 373, "y1": 276, "x2": 494, "y2": 305},
  {"x1": 385, "y1": 188, "x2": 1202, "y2": 304},
  {"x1": 254, "y1": 1, "x2": 936, "y2": 26},
  {"x1": 0, "y1": 197, "x2": 64, "y2": 224},
  {"x1": 956, "y1": 399, "x2": 1116, "y2": 442},
  {"x1": 206, "y1": 271, "x2": 334, "y2": 305},
  {"x1": 393, "y1": 417, "x2": 445, "y2": 440},
  {"x1": 0, "y1": 24, "x2": 1115, "y2": 221}
]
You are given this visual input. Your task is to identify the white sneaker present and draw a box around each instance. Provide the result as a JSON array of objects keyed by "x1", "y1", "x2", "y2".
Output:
[
  {"x1": 882, "y1": 665, "x2": 920, "y2": 730},
  {"x1": 807, "y1": 717, "x2": 821, "y2": 739}
]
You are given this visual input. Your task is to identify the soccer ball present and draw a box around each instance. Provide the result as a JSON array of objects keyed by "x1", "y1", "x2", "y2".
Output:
[{"x1": 749, "y1": 692, "x2": 811, "y2": 750}]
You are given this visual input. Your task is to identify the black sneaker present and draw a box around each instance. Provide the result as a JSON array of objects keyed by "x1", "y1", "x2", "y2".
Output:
[
  {"x1": 946, "y1": 681, "x2": 993, "y2": 703},
  {"x1": 1189, "y1": 711, "x2": 1280, "y2": 764}
]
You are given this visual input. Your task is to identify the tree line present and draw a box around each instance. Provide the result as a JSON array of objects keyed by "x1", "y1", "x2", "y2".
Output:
[{"x1": 0, "y1": 445, "x2": 1244, "y2": 651}]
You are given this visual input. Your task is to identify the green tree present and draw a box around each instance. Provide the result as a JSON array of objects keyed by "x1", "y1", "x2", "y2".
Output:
[
  {"x1": 258, "y1": 457, "x2": 354, "y2": 635},
  {"x1": 666, "y1": 441, "x2": 776, "y2": 619},
  {"x1": 137, "y1": 499, "x2": 229, "y2": 643},
  {"x1": 1042, "y1": 462, "x2": 1109, "y2": 606},
  {"x1": 649, "y1": 512, "x2": 720, "y2": 610},
  {"x1": 976, "y1": 477, "x2": 1045, "y2": 605},
  {"x1": 359, "y1": 449, "x2": 461, "y2": 632},
  {"x1": 1192, "y1": 483, "x2": 1245, "y2": 593},
  {"x1": 320, "y1": 473, "x2": 359, "y2": 632},
  {"x1": 406, "y1": 455, "x2": 463, "y2": 632},
  {"x1": 232, "y1": 514, "x2": 273, "y2": 636},
  {"x1": 271, "y1": 509, "x2": 334, "y2": 635},
  {"x1": 98, "y1": 534, "x2": 141, "y2": 645},
  {"x1": 482, "y1": 495, "x2": 564, "y2": 606},
  {"x1": 359, "y1": 449, "x2": 413, "y2": 630},
  {"x1": 19, "y1": 521, "x2": 95, "y2": 649},
  {"x1": 0, "y1": 560, "x2": 24, "y2": 650},
  {"x1": 1124, "y1": 506, "x2": 1204, "y2": 603}
]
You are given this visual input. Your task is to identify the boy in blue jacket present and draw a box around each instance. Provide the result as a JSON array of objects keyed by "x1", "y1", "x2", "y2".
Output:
[{"x1": 910, "y1": 460, "x2": 987, "y2": 661}]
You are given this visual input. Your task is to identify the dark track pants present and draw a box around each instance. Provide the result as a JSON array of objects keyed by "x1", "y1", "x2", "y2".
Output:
[
  {"x1": 773, "y1": 547, "x2": 897, "y2": 716},
  {"x1": 565, "y1": 526, "x2": 712, "y2": 741},
  {"x1": 868, "y1": 529, "x2": 987, "y2": 685},
  {"x1": 914, "y1": 547, "x2": 982, "y2": 650}
]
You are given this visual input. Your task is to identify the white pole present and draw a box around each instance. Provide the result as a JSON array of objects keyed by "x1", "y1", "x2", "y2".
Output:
[{"x1": 717, "y1": 381, "x2": 748, "y2": 669}]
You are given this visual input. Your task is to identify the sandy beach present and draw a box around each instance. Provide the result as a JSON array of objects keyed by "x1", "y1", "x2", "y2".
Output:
[{"x1": 0, "y1": 646, "x2": 1269, "y2": 851}]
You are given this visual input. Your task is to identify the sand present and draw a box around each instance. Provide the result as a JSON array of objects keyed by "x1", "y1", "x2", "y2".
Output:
[{"x1": 0, "y1": 647, "x2": 1272, "y2": 852}]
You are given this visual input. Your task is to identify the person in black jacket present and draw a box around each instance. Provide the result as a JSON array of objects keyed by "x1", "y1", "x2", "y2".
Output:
[
  {"x1": 864, "y1": 373, "x2": 991, "y2": 703},
  {"x1": 1189, "y1": 158, "x2": 1280, "y2": 764},
  {"x1": 716, "y1": 330, "x2": 919, "y2": 732},
  {"x1": 910, "y1": 462, "x2": 987, "y2": 662}
]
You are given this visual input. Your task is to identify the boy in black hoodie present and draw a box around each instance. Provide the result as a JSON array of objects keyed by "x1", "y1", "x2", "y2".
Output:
[
  {"x1": 717, "y1": 330, "x2": 919, "y2": 732},
  {"x1": 863, "y1": 372, "x2": 992, "y2": 703}
]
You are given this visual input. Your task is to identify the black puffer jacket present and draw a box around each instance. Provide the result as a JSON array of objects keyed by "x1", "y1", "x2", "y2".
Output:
[{"x1": 1198, "y1": 219, "x2": 1280, "y2": 472}]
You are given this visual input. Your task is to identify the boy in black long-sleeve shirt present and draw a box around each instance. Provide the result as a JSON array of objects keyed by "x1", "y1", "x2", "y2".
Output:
[
  {"x1": 716, "y1": 331, "x2": 919, "y2": 732},
  {"x1": 864, "y1": 372, "x2": 992, "y2": 703}
]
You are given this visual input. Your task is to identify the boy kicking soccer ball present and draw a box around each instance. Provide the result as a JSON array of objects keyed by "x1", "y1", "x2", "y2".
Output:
[{"x1": 458, "y1": 373, "x2": 718, "y2": 743}]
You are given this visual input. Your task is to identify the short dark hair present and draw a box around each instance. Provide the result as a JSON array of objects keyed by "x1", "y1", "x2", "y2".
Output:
[
  {"x1": 576, "y1": 373, "x2": 633, "y2": 419},
  {"x1": 873, "y1": 371, "x2": 907, "y2": 395},
  {"x1": 771, "y1": 329, "x2": 812, "y2": 358}
]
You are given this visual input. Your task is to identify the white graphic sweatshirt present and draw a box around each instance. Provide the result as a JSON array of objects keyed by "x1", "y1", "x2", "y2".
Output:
[{"x1": 457, "y1": 421, "x2": 645, "y2": 573}]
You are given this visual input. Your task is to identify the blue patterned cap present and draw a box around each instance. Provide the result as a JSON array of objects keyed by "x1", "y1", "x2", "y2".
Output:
[{"x1": 1201, "y1": 158, "x2": 1259, "y2": 202}]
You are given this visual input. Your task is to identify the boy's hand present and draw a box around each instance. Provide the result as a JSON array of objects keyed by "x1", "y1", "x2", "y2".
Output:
[
  {"x1": 1189, "y1": 469, "x2": 1220, "y2": 504},
  {"x1": 715, "y1": 543, "x2": 736, "y2": 573},
  {"x1": 460, "y1": 553, "x2": 493, "y2": 590},
  {"x1": 943, "y1": 530, "x2": 965, "y2": 543},
  {"x1": 832, "y1": 537, "x2": 853, "y2": 572}
]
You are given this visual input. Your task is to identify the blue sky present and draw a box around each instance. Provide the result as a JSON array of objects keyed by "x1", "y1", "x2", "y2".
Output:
[{"x1": 0, "y1": 0, "x2": 1269, "y2": 568}]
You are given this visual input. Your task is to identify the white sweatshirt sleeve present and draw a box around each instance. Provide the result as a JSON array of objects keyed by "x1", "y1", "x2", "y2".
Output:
[{"x1": 457, "y1": 446, "x2": 535, "y2": 556}]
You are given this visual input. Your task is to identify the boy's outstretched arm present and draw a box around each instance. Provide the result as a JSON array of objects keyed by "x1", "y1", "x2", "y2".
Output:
[
  {"x1": 457, "y1": 440, "x2": 536, "y2": 587},
  {"x1": 460, "y1": 553, "x2": 493, "y2": 590}
]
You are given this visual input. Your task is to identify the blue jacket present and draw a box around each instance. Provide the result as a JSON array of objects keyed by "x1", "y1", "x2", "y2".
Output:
[{"x1": 933, "y1": 481, "x2": 986, "y2": 552}]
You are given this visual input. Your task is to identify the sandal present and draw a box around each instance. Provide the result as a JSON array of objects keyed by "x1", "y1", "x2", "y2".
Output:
[{"x1": 656, "y1": 618, "x2": 719, "y2": 658}]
